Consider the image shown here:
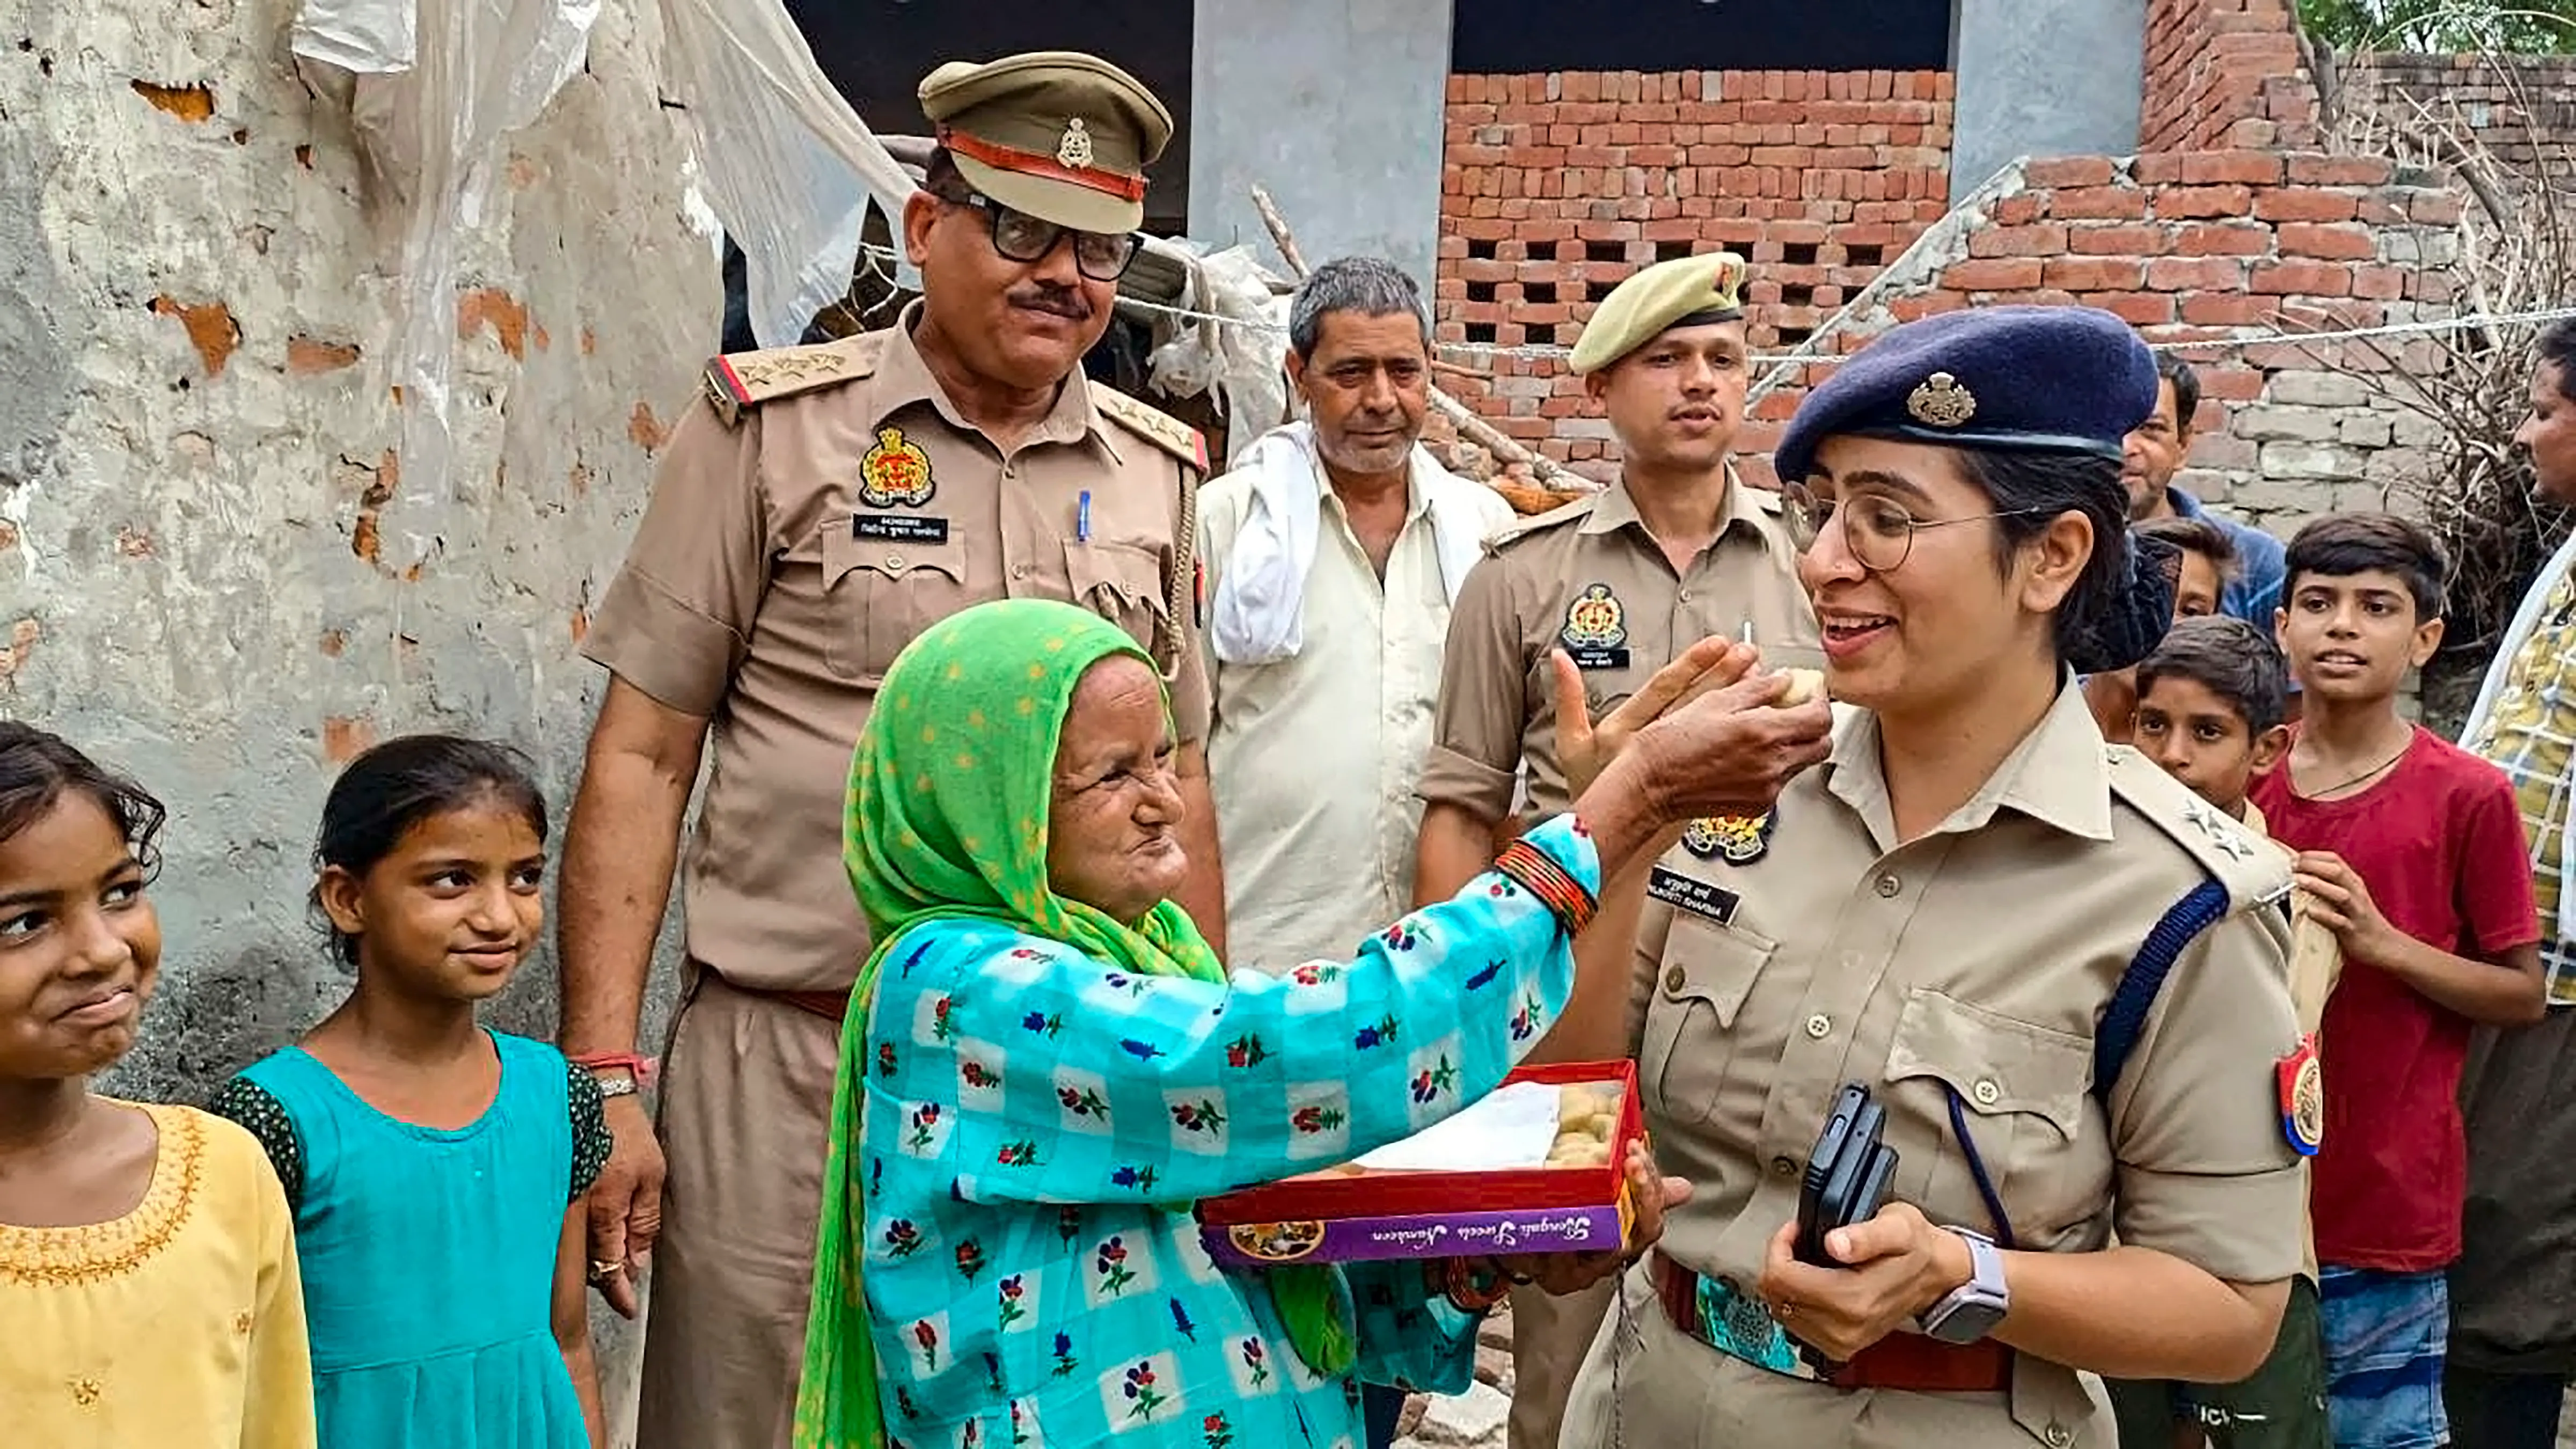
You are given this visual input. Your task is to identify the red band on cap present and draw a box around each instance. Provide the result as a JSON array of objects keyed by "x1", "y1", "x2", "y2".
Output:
[{"x1": 937, "y1": 125, "x2": 1148, "y2": 203}]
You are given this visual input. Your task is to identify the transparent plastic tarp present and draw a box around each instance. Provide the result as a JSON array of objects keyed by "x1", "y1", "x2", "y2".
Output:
[{"x1": 1146, "y1": 242, "x2": 1291, "y2": 465}]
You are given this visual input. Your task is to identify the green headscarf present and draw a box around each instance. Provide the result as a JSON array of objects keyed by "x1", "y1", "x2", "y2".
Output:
[{"x1": 794, "y1": 599, "x2": 1352, "y2": 1449}]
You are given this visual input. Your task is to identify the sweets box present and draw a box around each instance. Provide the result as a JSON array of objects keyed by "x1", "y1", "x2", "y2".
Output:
[{"x1": 1196, "y1": 1060, "x2": 1642, "y2": 1268}]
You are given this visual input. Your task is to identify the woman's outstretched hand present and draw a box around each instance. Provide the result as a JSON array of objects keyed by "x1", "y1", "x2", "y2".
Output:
[{"x1": 1552, "y1": 637, "x2": 1759, "y2": 800}]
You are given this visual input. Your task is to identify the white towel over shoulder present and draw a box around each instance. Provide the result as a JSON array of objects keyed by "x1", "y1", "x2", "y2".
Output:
[{"x1": 1208, "y1": 421, "x2": 1501, "y2": 665}]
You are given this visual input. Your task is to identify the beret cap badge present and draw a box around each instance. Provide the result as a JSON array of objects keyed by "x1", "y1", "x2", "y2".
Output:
[
  {"x1": 1056, "y1": 116, "x2": 1094, "y2": 169},
  {"x1": 1906, "y1": 371, "x2": 1978, "y2": 428}
]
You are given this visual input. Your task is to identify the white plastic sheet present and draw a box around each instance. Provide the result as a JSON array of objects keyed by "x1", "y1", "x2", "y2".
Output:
[
  {"x1": 1146, "y1": 242, "x2": 1291, "y2": 466},
  {"x1": 1351, "y1": 1081, "x2": 1562, "y2": 1173},
  {"x1": 656, "y1": 0, "x2": 923, "y2": 348},
  {"x1": 294, "y1": 0, "x2": 599, "y2": 502}
]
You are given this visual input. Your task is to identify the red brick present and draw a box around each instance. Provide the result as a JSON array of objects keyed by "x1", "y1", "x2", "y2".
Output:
[
  {"x1": 1942, "y1": 258, "x2": 2046, "y2": 291},
  {"x1": 2156, "y1": 185, "x2": 2255, "y2": 219},
  {"x1": 2129, "y1": 153, "x2": 2185, "y2": 185},
  {"x1": 2196, "y1": 367, "x2": 2266, "y2": 402},
  {"x1": 2094, "y1": 291, "x2": 2178, "y2": 326},
  {"x1": 2286, "y1": 155, "x2": 2394, "y2": 186},
  {"x1": 2351, "y1": 266, "x2": 2409, "y2": 301},
  {"x1": 287, "y1": 336, "x2": 361, "y2": 374},
  {"x1": 2067, "y1": 223, "x2": 2175, "y2": 257},
  {"x1": 2041, "y1": 257, "x2": 2146, "y2": 290},
  {"x1": 2277, "y1": 222, "x2": 2378, "y2": 261},
  {"x1": 2172, "y1": 222, "x2": 2272, "y2": 256},
  {"x1": 1992, "y1": 194, "x2": 2045, "y2": 225},
  {"x1": 2410, "y1": 191, "x2": 2465, "y2": 225},
  {"x1": 2025, "y1": 156, "x2": 2117, "y2": 188},
  {"x1": 2050, "y1": 186, "x2": 2149, "y2": 221},
  {"x1": 1968, "y1": 224, "x2": 2070, "y2": 259},
  {"x1": 2181, "y1": 293, "x2": 2268, "y2": 326},
  {"x1": 2249, "y1": 260, "x2": 2353, "y2": 297},
  {"x1": 2146, "y1": 257, "x2": 2246, "y2": 291},
  {"x1": 2253, "y1": 189, "x2": 2360, "y2": 222},
  {"x1": 2179, "y1": 150, "x2": 2285, "y2": 186}
]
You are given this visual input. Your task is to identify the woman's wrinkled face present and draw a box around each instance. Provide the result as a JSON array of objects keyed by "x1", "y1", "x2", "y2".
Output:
[{"x1": 1046, "y1": 655, "x2": 1188, "y2": 926}]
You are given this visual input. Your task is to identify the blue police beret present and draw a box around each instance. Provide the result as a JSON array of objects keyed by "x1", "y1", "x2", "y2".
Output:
[{"x1": 1773, "y1": 305, "x2": 2160, "y2": 487}]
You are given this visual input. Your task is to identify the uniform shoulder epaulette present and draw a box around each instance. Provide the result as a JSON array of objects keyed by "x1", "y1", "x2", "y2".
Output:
[
  {"x1": 1481, "y1": 491, "x2": 1598, "y2": 557},
  {"x1": 702, "y1": 334, "x2": 884, "y2": 427},
  {"x1": 1093, "y1": 387, "x2": 1210, "y2": 472},
  {"x1": 1743, "y1": 481, "x2": 1784, "y2": 514},
  {"x1": 2103, "y1": 745, "x2": 2294, "y2": 913}
]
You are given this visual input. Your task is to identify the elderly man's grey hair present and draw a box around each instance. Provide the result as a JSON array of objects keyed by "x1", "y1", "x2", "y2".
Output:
[{"x1": 1287, "y1": 257, "x2": 1433, "y2": 361}]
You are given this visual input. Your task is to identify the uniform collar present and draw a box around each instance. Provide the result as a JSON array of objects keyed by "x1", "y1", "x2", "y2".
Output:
[
  {"x1": 1577, "y1": 467, "x2": 1759, "y2": 546},
  {"x1": 1821, "y1": 678, "x2": 2118, "y2": 851},
  {"x1": 869, "y1": 300, "x2": 1118, "y2": 459}
]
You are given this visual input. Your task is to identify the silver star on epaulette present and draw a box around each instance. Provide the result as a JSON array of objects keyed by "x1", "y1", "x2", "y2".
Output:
[{"x1": 2181, "y1": 799, "x2": 2255, "y2": 859}]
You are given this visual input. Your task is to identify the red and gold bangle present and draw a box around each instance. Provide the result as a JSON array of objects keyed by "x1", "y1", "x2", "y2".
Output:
[
  {"x1": 1429, "y1": 1257, "x2": 1512, "y2": 1314},
  {"x1": 1494, "y1": 838, "x2": 1597, "y2": 936}
]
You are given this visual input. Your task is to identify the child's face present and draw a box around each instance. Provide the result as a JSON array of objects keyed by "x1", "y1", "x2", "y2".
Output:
[
  {"x1": 318, "y1": 801, "x2": 545, "y2": 1002},
  {"x1": 2274, "y1": 568, "x2": 2441, "y2": 702},
  {"x1": 0, "y1": 793, "x2": 160, "y2": 1080},
  {"x1": 2173, "y1": 551, "x2": 2222, "y2": 621},
  {"x1": 2134, "y1": 675, "x2": 2287, "y2": 814}
]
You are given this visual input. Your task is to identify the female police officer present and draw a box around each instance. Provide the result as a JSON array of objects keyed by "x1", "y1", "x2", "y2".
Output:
[{"x1": 1547, "y1": 306, "x2": 2307, "y2": 1449}]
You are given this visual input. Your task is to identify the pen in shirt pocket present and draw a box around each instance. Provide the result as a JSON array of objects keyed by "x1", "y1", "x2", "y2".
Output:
[{"x1": 1078, "y1": 490, "x2": 1092, "y2": 543}]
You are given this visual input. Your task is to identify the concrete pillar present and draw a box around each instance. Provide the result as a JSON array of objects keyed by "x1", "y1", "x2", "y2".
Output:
[
  {"x1": 1950, "y1": 0, "x2": 2148, "y2": 201},
  {"x1": 1188, "y1": 0, "x2": 1452, "y2": 295}
]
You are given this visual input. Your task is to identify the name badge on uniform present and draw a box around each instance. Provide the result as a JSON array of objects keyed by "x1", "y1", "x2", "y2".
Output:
[
  {"x1": 2277, "y1": 1033, "x2": 2324, "y2": 1156},
  {"x1": 1646, "y1": 866, "x2": 1739, "y2": 927},
  {"x1": 855, "y1": 514, "x2": 950, "y2": 544},
  {"x1": 1558, "y1": 583, "x2": 1632, "y2": 671}
]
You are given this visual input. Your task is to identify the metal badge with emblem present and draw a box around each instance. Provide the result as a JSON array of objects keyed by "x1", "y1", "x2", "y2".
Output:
[
  {"x1": 2277, "y1": 1033, "x2": 2324, "y2": 1157},
  {"x1": 1906, "y1": 371, "x2": 1977, "y2": 428},
  {"x1": 1056, "y1": 116, "x2": 1094, "y2": 169},
  {"x1": 1682, "y1": 807, "x2": 1776, "y2": 865},
  {"x1": 1558, "y1": 583, "x2": 1631, "y2": 671}
]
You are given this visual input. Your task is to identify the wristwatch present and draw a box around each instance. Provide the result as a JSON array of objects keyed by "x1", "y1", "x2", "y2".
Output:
[{"x1": 1918, "y1": 1228, "x2": 2009, "y2": 1343}]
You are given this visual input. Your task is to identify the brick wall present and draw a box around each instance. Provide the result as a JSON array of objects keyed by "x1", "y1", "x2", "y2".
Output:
[
  {"x1": 2139, "y1": 0, "x2": 2321, "y2": 152},
  {"x1": 1437, "y1": 69, "x2": 1951, "y2": 470},
  {"x1": 2339, "y1": 52, "x2": 2576, "y2": 186}
]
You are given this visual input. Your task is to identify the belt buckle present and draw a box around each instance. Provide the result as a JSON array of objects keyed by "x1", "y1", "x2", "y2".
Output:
[{"x1": 1689, "y1": 1272, "x2": 1825, "y2": 1382}]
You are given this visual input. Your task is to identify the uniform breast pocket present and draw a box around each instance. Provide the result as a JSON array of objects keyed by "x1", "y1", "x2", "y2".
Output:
[
  {"x1": 819, "y1": 522, "x2": 972, "y2": 684},
  {"x1": 1882, "y1": 990, "x2": 2097, "y2": 1241},
  {"x1": 1640, "y1": 913, "x2": 1776, "y2": 1129},
  {"x1": 1063, "y1": 539, "x2": 1169, "y2": 658}
]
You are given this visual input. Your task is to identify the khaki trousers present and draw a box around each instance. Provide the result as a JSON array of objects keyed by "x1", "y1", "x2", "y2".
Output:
[
  {"x1": 1509, "y1": 1277, "x2": 1618, "y2": 1448},
  {"x1": 636, "y1": 971, "x2": 841, "y2": 1449}
]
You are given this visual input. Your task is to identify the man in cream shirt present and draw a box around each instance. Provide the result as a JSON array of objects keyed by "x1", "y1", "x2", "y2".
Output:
[{"x1": 1200, "y1": 257, "x2": 1516, "y2": 996}]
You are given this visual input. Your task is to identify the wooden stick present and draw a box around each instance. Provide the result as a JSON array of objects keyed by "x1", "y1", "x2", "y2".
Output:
[{"x1": 1246, "y1": 184, "x2": 1594, "y2": 495}]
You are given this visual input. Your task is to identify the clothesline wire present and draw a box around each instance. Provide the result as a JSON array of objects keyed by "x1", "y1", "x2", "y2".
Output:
[{"x1": 848, "y1": 243, "x2": 2576, "y2": 368}]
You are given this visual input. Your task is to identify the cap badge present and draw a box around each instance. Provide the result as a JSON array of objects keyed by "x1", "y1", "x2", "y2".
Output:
[
  {"x1": 1056, "y1": 116, "x2": 1094, "y2": 170},
  {"x1": 1906, "y1": 371, "x2": 1978, "y2": 428}
]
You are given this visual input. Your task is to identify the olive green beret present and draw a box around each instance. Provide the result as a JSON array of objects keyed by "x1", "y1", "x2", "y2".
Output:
[
  {"x1": 1568, "y1": 252, "x2": 1750, "y2": 375},
  {"x1": 919, "y1": 51, "x2": 1174, "y2": 235}
]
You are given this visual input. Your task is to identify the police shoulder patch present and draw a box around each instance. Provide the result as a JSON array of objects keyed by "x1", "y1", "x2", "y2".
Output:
[
  {"x1": 701, "y1": 334, "x2": 883, "y2": 426},
  {"x1": 1093, "y1": 387, "x2": 1210, "y2": 472}
]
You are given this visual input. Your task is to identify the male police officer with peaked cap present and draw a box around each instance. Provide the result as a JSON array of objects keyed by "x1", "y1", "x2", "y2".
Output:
[{"x1": 559, "y1": 50, "x2": 1227, "y2": 1449}]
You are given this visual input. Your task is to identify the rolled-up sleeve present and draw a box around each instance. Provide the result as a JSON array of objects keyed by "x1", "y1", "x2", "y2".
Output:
[
  {"x1": 1418, "y1": 554, "x2": 1528, "y2": 822},
  {"x1": 2108, "y1": 904, "x2": 2307, "y2": 1284},
  {"x1": 581, "y1": 394, "x2": 772, "y2": 716}
]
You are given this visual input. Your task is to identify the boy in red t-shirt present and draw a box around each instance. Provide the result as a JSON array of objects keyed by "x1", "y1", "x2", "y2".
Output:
[{"x1": 2253, "y1": 513, "x2": 2545, "y2": 1449}]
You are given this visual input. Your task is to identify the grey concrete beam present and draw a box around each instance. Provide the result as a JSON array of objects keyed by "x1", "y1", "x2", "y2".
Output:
[{"x1": 1951, "y1": 0, "x2": 2148, "y2": 201}]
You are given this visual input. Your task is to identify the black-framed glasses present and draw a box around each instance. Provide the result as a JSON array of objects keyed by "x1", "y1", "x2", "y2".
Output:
[
  {"x1": 1780, "y1": 483, "x2": 2047, "y2": 574},
  {"x1": 947, "y1": 188, "x2": 1143, "y2": 282}
]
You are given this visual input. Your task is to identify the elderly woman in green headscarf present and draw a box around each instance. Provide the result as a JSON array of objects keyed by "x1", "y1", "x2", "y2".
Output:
[{"x1": 794, "y1": 598, "x2": 1829, "y2": 1449}]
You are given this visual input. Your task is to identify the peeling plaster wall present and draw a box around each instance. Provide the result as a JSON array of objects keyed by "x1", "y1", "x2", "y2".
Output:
[{"x1": 0, "y1": 1, "x2": 714, "y2": 1098}]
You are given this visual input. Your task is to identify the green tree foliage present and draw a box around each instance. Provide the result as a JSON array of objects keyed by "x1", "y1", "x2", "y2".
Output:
[{"x1": 2296, "y1": 0, "x2": 2576, "y2": 51}]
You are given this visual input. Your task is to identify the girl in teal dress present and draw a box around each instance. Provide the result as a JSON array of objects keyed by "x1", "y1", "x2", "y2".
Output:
[{"x1": 212, "y1": 736, "x2": 608, "y2": 1449}]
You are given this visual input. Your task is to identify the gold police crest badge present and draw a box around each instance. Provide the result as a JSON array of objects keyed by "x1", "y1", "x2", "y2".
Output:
[
  {"x1": 859, "y1": 426, "x2": 936, "y2": 509},
  {"x1": 1558, "y1": 583, "x2": 1632, "y2": 670},
  {"x1": 1683, "y1": 809, "x2": 1775, "y2": 865},
  {"x1": 1057, "y1": 116, "x2": 1094, "y2": 170},
  {"x1": 1906, "y1": 371, "x2": 1977, "y2": 428}
]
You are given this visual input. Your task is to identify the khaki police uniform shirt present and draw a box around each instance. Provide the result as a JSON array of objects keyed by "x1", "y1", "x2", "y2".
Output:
[
  {"x1": 1620, "y1": 684, "x2": 2304, "y2": 1445},
  {"x1": 581, "y1": 306, "x2": 1210, "y2": 993},
  {"x1": 1418, "y1": 477, "x2": 1821, "y2": 822}
]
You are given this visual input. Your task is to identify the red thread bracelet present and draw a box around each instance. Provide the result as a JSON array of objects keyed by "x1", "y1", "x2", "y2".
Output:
[{"x1": 569, "y1": 1051, "x2": 658, "y2": 1086}]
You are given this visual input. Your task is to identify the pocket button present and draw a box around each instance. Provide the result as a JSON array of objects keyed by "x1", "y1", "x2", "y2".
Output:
[
  {"x1": 1664, "y1": 965, "x2": 1687, "y2": 994},
  {"x1": 1874, "y1": 873, "x2": 1901, "y2": 898},
  {"x1": 1973, "y1": 1079, "x2": 2001, "y2": 1107},
  {"x1": 1804, "y1": 1013, "x2": 1832, "y2": 1040}
]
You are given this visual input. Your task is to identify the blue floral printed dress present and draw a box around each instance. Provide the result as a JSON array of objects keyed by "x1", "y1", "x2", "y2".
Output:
[{"x1": 860, "y1": 815, "x2": 1600, "y2": 1449}]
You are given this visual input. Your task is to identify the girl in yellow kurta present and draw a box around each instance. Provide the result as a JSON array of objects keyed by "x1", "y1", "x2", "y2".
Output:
[{"x1": 0, "y1": 723, "x2": 316, "y2": 1448}]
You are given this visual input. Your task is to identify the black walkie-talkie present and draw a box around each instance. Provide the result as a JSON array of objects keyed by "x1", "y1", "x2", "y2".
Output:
[{"x1": 1790, "y1": 1082, "x2": 1901, "y2": 1368}]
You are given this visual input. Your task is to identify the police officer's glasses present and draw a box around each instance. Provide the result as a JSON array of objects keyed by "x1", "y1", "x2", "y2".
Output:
[
  {"x1": 1780, "y1": 484, "x2": 2047, "y2": 574},
  {"x1": 953, "y1": 189, "x2": 1143, "y2": 282}
]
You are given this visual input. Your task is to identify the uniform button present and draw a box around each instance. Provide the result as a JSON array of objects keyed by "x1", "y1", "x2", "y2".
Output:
[
  {"x1": 1973, "y1": 1079, "x2": 2001, "y2": 1108},
  {"x1": 1664, "y1": 965, "x2": 1687, "y2": 994},
  {"x1": 1770, "y1": 1155, "x2": 1797, "y2": 1178},
  {"x1": 884, "y1": 552, "x2": 904, "y2": 570},
  {"x1": 2045, "y1": 1425, "x2": 2071, "y2": 1448},
  {"x1": 1678, "y1": 589, "x2": 1693, "y2": 603},
  {"x1": 1874, "y1": 873, "x2": 1901, "y2": 898},
  {"x1": 1011, "y1": 563, "x2": 1030, "y2": 581},
  {"x1": 1804, "y1": 1013, "x2": 1832, "y2": 1040}
]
